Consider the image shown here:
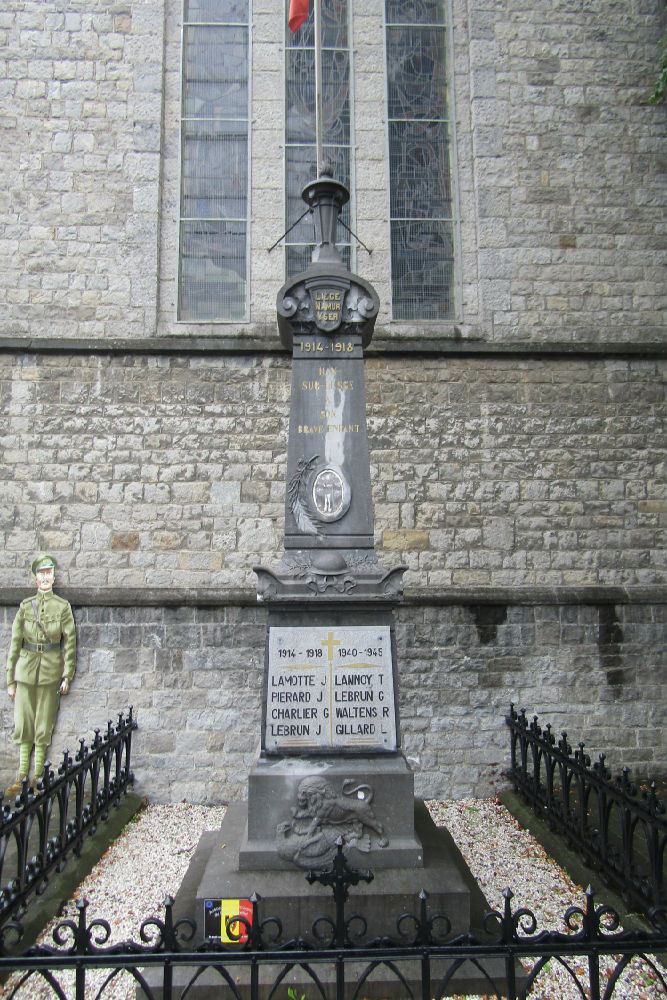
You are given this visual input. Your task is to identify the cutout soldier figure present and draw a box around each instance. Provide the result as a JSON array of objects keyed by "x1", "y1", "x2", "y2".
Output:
[{"x1": 5, "y1": 554, "x2": 76, "y2": 794}]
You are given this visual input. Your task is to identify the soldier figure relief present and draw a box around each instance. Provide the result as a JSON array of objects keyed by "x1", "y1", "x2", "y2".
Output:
[{"x1": 5, "y1": 554, "x2": 76, "y2": 794}]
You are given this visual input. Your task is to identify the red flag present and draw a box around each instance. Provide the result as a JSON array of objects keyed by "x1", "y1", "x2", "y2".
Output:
[{"x1": 289, "y1": 0, "x2": 309, "y2": 32}]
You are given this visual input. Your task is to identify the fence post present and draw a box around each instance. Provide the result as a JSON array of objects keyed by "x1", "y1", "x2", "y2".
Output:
[
  {"x1": 160, "y1": 895, "x2": 179, "y2": 1000},
  {"x1": 645, "y1": 783, "x2": 664, "y2": 905},
  {"x1": 74, "y1": 899, "x2": 89, "y2": 1000},
  {"x1": 500, "y1": 888, "x2": 517, "y2": 1000},
  {"x1": 582, "y1": 887, "x2": 602, "y2": 1000},
  {"x1": 543, "y1": 724, "x2": 556, "y2": 812},
  {"x1": 418, "y1": 892, "x2": 432, "y2": 1000}
]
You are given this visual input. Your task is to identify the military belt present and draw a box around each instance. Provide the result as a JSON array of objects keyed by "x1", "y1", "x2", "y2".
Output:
[{"x1": 22, "y1": 641, "x2": 61, "y2": 652}]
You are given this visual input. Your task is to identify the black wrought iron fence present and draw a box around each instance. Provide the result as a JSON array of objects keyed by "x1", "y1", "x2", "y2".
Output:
[
  {"x1": 0, "y1": 708, "x2": 137, "y2": 926},
  {"x1": 506, "y1": 704, "x2": 667, "y2": 914},
  {"x1": 0, "y1": 850, "x2": 664, "y2": 1000}
]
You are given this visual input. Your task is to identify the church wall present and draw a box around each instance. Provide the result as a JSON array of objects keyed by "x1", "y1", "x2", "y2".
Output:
[
  {"x1": 0, "y1": 1, "x2": 166, "y2": 342},
  {"x1": 0, "y1": 0, "x2": 665, "y2": 799},
  {"x1": 1, "y1": 0, "x2": 664, "y2": 345},
  {"x1": 0, "y1": 350, "x2": 665, "y2": 798},
  {"x1": 1, "y1": 600, "x2": 664, "y2": 803},
  {"x1": 0, "y1": 352, "x2": 665, "y2": 591}
]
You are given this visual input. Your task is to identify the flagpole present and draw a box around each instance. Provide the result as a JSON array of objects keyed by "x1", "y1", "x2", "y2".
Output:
[{"x1": 314, "y1": 0, "x2": 324, "y2": 175}]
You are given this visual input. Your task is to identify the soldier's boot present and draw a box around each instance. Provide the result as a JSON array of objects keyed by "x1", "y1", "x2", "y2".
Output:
[
  {"x1": 5, "y1": 776, "x2": 28, "y2": 797},
  {"x1": 5, "y1": 743, "x2": 32, "y2": 797}
]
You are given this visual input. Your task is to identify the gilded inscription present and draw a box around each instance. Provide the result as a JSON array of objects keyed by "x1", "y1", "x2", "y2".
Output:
[
  {"x1": 300, "y1": 378, "x2": 354, "y2": 392},
  {"x1": 298, "y1": 424, "x2": 359, "y2": 434},
  {"x1": 299, "y1": 340, "x2": 355, "y2": 354},
  {"x1": 307, "y1": 288, "x2": 344, "y2": 333},
  {"x1": 264, "y1": 626, "x2": 398, "y2": 754},
  {"x1": 313, "y1": 289, "x2": 342, "y2": 326}
]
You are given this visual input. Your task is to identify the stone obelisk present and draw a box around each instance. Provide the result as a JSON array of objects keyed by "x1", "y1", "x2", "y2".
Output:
[
  {"x1": 180, "y1": 172, "x2": 477, "y2": 967},
  {"x1": 146, "y1": 171, "x2": 507, "y2": 999},
  {"x1": 245, "y1": 169, "x2": 424, "y2": 874}
]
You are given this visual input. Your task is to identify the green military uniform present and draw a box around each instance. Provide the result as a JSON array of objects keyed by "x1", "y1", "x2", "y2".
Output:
[
  {"x1": 5, "y1": 555, "x2": 76, "y2": 791},
  {"x1": 6, "y1": 591, "x2": 76, "y2": 744}
]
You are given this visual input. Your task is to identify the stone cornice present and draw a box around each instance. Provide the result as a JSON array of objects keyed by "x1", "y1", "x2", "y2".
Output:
[
  {"x1": 0, "y1": 336, "x2": 666, "y2": 360},
  {"x1": 0, "y1": 585, "x2": 664, "y2": 608}
]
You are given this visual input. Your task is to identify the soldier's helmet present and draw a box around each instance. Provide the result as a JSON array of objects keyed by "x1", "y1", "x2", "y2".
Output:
[{"x1": 31, "y1": 553, "x2": 57, "y2": 576}]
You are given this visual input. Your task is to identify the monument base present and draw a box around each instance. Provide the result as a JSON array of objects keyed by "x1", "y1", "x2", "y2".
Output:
[
  {"x1": 240, "y1": 754, "x2": 423, "y2": 871},
  {"x1": 143, "y1": 800, "x2": 514, "y2": 998},
  {"x1": 206, "y1": 799, "x2": 463, "y2": 939}
]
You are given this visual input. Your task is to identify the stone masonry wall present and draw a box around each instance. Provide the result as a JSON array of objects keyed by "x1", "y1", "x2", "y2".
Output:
[
  {"x1": 0, "y1": 601, "x2": 664, "y2": 803},
  {"x1": 0, "y1": 352, "x2": 665, "y2": 591},
  {"x1": 1, "y1": 0, "x2": 664, "y2": 344},
  {"x1": 395, "y1": 601, "x2": 667, "y2": 797},
  {"x1": 0, "y1": 0, "x2": 665, "y2": 807},
  {"x1": 0, "y1": 0, "x2": 165, "y2": 341},
  {"x1": 463, "y1": 0, "x2": 667, "y2": 344}
]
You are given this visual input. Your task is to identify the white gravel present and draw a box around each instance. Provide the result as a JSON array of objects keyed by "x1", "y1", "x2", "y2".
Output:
[
  {"x1": 1, "y1": 799, "x2": 664, "y2": 1000},
  {"x1": 427, "y1": 800, "x2": 666, "y2": 1000}
]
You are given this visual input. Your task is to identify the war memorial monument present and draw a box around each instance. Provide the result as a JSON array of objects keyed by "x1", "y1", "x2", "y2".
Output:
[{"x1": 165, "y1": 171, "x2": 499, "y2": 996}]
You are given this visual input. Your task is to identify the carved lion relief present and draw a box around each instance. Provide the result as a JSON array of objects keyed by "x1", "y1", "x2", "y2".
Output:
[{"x1": 275, "y1": 776, "x2": 389, "y2": 868}]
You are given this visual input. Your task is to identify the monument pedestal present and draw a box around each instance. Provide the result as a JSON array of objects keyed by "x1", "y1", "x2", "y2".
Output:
[
  {"x1": 199, "y1": 799, "x2": 468, "y2": 943},
  {"x1": 145, "y1": 799, "x2": 516, "y2": 998},
  {"x1": 240, "y1": 754, "x2": 423, "y2": 871}
]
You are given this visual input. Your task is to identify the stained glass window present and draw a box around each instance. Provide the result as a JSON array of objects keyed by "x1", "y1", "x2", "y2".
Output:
[
  {"x1": 386, "y1": 0, "x2": 455, "y2": 320},
  {"x1": 178, "y1": 0, "x2": 250, "y2": 321},
  {"x1": 284, "y1": 0, "x2": 353, "y2": 276}
]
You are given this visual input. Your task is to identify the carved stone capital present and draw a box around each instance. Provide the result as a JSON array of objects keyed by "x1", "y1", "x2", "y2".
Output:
[{"x1": 277, "y1": 264, "x2": 380, "y2": 350}]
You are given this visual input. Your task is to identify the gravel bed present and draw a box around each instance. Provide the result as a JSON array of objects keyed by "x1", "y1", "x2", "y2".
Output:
[
  {"x1": 1, "y1": 799, "x2": 664, "y2": 1000},
  {"x1": 427, "y1": 800, "x2": 666, "y2": 1000}
]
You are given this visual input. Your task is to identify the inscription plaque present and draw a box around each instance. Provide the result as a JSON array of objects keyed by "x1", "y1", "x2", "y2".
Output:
[
  {"x1": 284, "y1": 334, "x2": 373, "y2": 549},
  {"x1": 263, "y1": 625, "x2": 397, "y2": 754},
  {"x1": 312, "y1": 286, "x2": 343, "y2": 332}
]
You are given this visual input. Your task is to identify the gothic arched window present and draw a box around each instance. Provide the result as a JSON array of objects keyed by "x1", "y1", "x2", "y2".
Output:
[
  {"x1": 178, "y1": 0, "x2": 251, "y2": 320},
  {"x1": 284, "y1": 0, "x2": 353, "y2": 275},
  {"x1": 385, "y1": 0, "x2": 455, "y2": 320}
]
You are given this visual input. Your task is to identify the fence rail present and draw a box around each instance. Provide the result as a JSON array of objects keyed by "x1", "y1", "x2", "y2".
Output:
[
  {"x1": 0, "y1": 708, "x2": 137, "y2": 926},
  {"x1": 506, "y1": 704, "x2": 667, "y2": 913},
  {"x1": 0, "y1": 854, "x2": 664, "y2": 1000}
]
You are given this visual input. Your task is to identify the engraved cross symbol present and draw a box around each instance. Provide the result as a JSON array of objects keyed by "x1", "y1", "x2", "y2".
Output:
[{"x1": 321, "y1": 631, "x2": 340, "y2": 660}]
